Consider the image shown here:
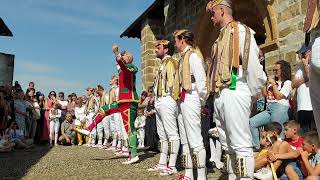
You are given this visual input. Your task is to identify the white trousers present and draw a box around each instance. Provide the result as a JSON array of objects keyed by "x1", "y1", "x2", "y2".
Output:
[
  {"x1": 180, "y1": 89, "x2": 207, "y2": 180},
  {"x1": 102, "y1": 116, "x2": 110, "y2": 139},
  {"x1": 177, "y1": 108, "x2": 188, "y2": 145},
  {"x1": 155, "y1": 96, "x2": 180, "y2": 141},
  {"x1": 86, "y1": 112, "x2": 96, "y2": 144},
  {"x1": 310, "y1": 35, "x2": 320, "y2": 139},
  {"x1": 114, "y1": 112, "x2": 127, "y2": 140},
  {"x1": 49, "y1": 119, "x2": 60, "y2": 144},
  {"x1": 180, "y1": 90, "x2": 204, "y2": 149},
  {"x1": 214, "y1": 83, "x2": 253, "y2": 155},
  {"x1": 137, "y1": 128, "x2": 145, "y2": 139}
]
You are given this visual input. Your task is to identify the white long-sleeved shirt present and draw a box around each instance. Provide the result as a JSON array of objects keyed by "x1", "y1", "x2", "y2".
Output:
[
  {"x1": 236, "y1": 23, "x2": 267, "y2": 97},
  {"x1": 134, "y1": 115, "x2": 146, "y2": 129},
  {"x1": 74, "y1": 106, "x2": 86, "y2": 126},
  {"x1": 49, "y1": 109, "x2": 61, "y2": 121},
  {"x1": 182, "y1": 46, "x2": 208, "y2": 105}
]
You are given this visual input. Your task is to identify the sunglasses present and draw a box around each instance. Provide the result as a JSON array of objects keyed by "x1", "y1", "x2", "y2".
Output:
[
  {"x1": 50, "y1": 94, "x2": 56, "y2": 96},
  {"x1": 59, "y1": 95, "x2": 64, "y2": 97}
]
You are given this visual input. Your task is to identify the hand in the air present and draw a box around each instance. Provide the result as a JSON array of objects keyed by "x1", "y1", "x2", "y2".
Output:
[{"x1": 112, "y1": 44, "x2": 119, "y2": 55}]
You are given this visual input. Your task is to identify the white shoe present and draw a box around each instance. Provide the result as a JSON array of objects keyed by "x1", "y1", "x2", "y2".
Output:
[
  {"x1": 214, "y1": 161, "x2": 224, "y2": 170},
  {"x1": 83, "y1": 143, "x2": 91, "y2": 147},
  {"x1": 115, "y1": 151, "x2": 129, "y2": 157},
  {"x1": 147, "y1": 164, "x2": 167, "y2": 172},
  {"x1": 96, "y1": 144, "x2": 104, "y2": 149},
  {"x1": 160, "y1": 167, "x2": 177, "y2": 176},
  {"x1": 91, "y1": 144, "x2": 98, "y2": 148},
  {"x1": 106, "y1": 146, "x2": 116, "y2": 151},
  {"x1": 122, "y1": 156, "x2": 139, "y2": 164},
  {"x1": 254, "y1": 167, "x2": 273, "y2": 180},
  {"x1": 76, "y1": 128, "x2": 90, "y2": 136}
]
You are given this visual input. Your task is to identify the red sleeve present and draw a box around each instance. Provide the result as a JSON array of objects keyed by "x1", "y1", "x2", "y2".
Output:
[
  {"x1": 117, "y1": 57, "x2": 129, "y2": 73},
  {"x1": 297, "y1": 137, "x2": 303, "y2": 148}
]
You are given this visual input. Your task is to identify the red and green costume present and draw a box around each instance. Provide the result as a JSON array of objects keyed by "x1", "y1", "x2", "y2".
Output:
[{"x1": 87, "y1": 57, "x2": 139, "y2": 157}]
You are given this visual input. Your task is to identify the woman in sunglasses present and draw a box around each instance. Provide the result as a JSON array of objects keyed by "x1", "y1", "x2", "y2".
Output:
[
  {"x1": 43, "y1": 91, "x2": 57, "y2": 144},
  {"x1": 250, "y1": 60, "x2": 292, "y2": 150}
]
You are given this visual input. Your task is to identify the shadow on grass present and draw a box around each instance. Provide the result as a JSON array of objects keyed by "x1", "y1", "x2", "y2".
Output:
[{"x1": 0, "y1": 145, "x2": 52, "y2": 179}]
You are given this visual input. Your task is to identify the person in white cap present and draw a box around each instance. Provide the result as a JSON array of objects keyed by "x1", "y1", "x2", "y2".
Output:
[{"x1": 206, "y1": 0, "x2": 267, "y2": 179}]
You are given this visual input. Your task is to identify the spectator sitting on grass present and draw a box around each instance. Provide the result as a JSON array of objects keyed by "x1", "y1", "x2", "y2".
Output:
[
  {"x1": 5, "y1": 121, "x2": 29, "y2": 149},
  {"x1": 0, "y1": 131, "x2": 15, "y2": 152},
  {"x1": 59, "y1": 112, "x2": 76, "y2": 145}
]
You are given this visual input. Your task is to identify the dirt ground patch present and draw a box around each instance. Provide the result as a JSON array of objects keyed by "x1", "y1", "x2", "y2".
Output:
[{"x1": 0, "y1": 146, "x2": 223, "y2": 179}]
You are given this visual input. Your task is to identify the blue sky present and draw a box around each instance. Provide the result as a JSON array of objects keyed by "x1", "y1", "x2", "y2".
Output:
[{"x1": 0, "y1": 0, "x2": 154, "y2": 96}]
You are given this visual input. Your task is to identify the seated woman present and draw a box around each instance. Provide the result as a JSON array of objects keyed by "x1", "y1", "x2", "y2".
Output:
[
  {"x1": 0, "y1": 131, "x2": 15, "y2": 152},
  {"x1": 5, "y1": 121, "x2": 29, "y2": 149},
  {"x1": 250, "y1": 60, "x2": 292, "y2": 150}
]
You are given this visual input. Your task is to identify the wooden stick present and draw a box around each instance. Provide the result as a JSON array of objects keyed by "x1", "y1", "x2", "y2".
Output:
[{"x1": 270, "y1": 162, "x2": 278, "y2": 180}]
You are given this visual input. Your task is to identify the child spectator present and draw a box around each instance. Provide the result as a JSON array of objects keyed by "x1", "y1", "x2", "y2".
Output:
[
  {"x1": 49, "y1": 103, "x2": 61, "y2": 146},
  {"x1": 134, "y1": 108, "x2": 146, "y2": 149},
  {"x1": 300, "y1": 131, "x2": 320, "y2": 179},
  {"x1": 59, "y1": 112, "x2": 76, "y2": 145},
  {"x1": 267, "y1": 122, "x2": 303, "y2": 179},
  {"x1": 254, "y1": 122, "x2": 283, "y2": 179},
  {"x1": 284, "y1": 120, "x2": 303, "y2": 150}
]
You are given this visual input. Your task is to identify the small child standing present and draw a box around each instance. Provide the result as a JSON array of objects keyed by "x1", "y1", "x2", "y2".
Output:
[
  {"x1": 49, "y1": 103, "x2": 61, "y2": 146},
  {"x1": 300, "y1": 131, "x2": 320, "y2": 179},
  {"x1": 134, "y1": 108, "x2": 146, "y2": 149}
]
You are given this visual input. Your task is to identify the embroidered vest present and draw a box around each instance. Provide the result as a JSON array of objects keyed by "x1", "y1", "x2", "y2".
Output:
[
  {"x1": 210, "y1": 22, "x2": 251, "y2": 93},
  {"x1": 109, "y1": 86, "x2": 117, "y2": 104},
  {"x1": 304, "y1": 0, "x2": 320, "y2": 33},
  {"x1": 154, "y1": 56, "x2": 178, "y2": 97}
]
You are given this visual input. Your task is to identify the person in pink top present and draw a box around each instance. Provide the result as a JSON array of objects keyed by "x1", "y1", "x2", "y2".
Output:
[{"x1": 43, "y1": 91, "x2": 57, "y2": 142}]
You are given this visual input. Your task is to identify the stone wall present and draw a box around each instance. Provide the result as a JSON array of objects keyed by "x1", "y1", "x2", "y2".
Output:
[
  {"x1": 265, "y1": 0, "x2": 307, "y2": 74},
  {"x1": 140, "y1": 18, "x2": 164, "y2": 90},
  {"x1": 164, "y1": 0, "x2": 208, "y2": 40},
  {"x1": 0, "y1": 53, "x2": 14, "y2": 86},
  {"x1": 139, "y1": 0, "x2": 308, "y2": 89}
]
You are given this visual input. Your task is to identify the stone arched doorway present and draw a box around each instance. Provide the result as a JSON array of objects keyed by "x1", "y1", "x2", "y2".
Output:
[{"x1": 194, "y1": 0, "x2": 278, "y2": 60}]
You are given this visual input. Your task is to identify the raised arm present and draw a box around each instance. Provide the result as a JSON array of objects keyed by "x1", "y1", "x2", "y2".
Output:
[{"x1": 112, "y1": 44, "x2": 129, "y2": 73}]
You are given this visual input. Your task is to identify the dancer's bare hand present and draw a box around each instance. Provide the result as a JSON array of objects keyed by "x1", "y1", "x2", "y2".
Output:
[{"x1": 112, "y1": 44, "x2": 119, "y2": 55}]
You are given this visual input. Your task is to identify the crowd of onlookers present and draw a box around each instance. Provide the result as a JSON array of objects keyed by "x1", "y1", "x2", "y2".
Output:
[
  {"x1": 0, "y1": 44, "x2": 319, "y2": 178},
  {"x1": 250, "y1": 46, "x2": 319, "y2": 179},
  {"x1": 0, "y1": 81, "x2": 160, "y2": 153}
]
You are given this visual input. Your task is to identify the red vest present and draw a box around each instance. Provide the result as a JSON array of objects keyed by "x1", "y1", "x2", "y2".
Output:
[{"x1": 117, "y1": 58, "x2": 139, "y2": 103}]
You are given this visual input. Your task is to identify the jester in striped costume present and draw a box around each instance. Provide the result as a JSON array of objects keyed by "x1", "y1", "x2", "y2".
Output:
[{"x1": 78, "y1": 45, "x2": 140, "y2": 164}]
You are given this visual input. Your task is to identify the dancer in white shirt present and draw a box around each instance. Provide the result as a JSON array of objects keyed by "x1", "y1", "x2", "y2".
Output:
[{"x1": 206, "y1": 0, "x2": 267, "y2": 179}]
